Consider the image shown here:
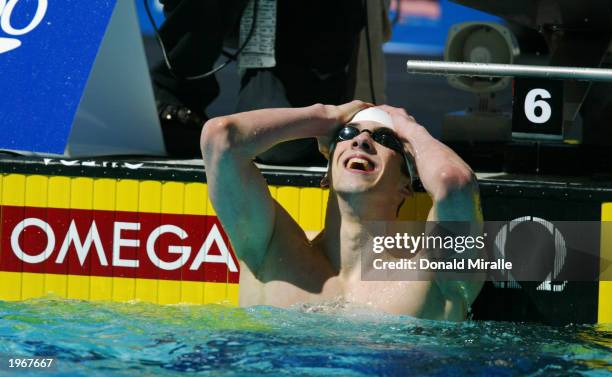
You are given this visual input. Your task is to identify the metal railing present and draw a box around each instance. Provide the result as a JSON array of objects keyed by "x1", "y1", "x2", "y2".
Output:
[{"x1": 406, "y1": 60, "x2": 612, "y2": 82}]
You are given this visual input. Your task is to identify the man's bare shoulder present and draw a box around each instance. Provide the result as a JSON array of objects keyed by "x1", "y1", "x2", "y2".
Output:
[{"x1": 253, "y1": 211, "x2": 335, "y2": 285}]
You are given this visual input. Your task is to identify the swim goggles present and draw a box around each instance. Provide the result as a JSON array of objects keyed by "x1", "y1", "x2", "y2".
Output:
[
  {"x1": 331, "y1": 124, "x2": 417, "y2": 183},
  {"x1": 335, "y1": 125, "x2": 404, "y2": 153}
]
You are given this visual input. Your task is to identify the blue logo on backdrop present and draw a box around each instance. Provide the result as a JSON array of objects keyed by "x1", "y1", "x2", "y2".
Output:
[
  {"x1": 0, "y1": 0, "x2": 48, "y2": 53},
  {"x1": 0, "y1": 0, "x2": 117, "y2": 153}
]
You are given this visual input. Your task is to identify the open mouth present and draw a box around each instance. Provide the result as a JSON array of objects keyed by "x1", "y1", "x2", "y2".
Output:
[{"x1": 344, "y1": 155, "x2": 376, "y2": 173}]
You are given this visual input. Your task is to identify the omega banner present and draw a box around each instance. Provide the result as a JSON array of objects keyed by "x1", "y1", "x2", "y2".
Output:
[{"x1": 0, "y1": 205, "x2": 239, "y2": 283}]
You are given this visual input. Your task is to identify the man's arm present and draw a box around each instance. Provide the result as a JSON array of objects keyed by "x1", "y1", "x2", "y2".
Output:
[
  {"x1": 200, "y1": 102, "x2": 369, "y2": 276},
  {"x1": 377, "y1": 106, "x2": 481, "y2": 222},
  {"x1": 409, "y1": 120, "x2": 483, "y2": 316},
  {"x1": 378, "y1": 105, "x2": 483, "y2": 318}
]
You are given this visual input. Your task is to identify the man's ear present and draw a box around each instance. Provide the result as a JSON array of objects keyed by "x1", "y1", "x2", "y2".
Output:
[
  {"x1": 320, "y1": 173, "x2": 330, "y2": 188},
  {"x1": 317, "y1": 137, "x2": 332, "y2": 160},
  {"x1": 320, "y1": 157, "x2": 333, "y2": 188},
  {"x1": 400, "y1": 180, "x2": 413, "y2": 198}
]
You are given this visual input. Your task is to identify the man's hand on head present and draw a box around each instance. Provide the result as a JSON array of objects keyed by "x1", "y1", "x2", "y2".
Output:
[
  {"x1": 317, "y1": 100, "x2": 373, "y2": 160},
  {"x1": 335, "y1": 100, "x2": 375, "y2": 124},
  {"x1": 375, "y1": 105, "x2": 418, "y2": 157},
  {"x1": 377, "y1": 104, "x2": 476, "y2": 203}
]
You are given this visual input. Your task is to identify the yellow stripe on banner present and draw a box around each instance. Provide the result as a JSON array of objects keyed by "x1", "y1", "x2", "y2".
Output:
[
  {"x1": 0, "y1": 175, "x2": 3, "y2": 267},
  {"x1": 70, "y1": 177, "x2": 94, "y2": 210},
  {"x1": 599, "y1": 203, "x2": 612, "y2": 323},
  {"x1": 112, "y1": 276, "x2": 136, "y2": 302},
  {"x1": 93, "y1": 178, "x2": 117, "y2": 212},
  {"x1": 158, "y1": 182, "x2": 185, "y2": 304},
  {"x1": 161, "y1": 181, "x2": 185, "y2": 214},
  {"x1": 135, "y1": 278, "x2": 158, "y2": 304},
  {"x1": 299, "y1": 188, "x2": 323, "y2": 231},
  {"x1": 158, "y1": 280, "x2": 181, "y2": 305},
  {"x1": 135, "y1": 181, "x2": 162, "y2": 303},
  {"x1": 201, "y1": 177, "x2": 230, "y2": 301},
  {"x1": 66, "y1": 275, "x2": 91, "y2": 301},
  {"x1": 138, "y1": 180, "x2": 162, "y2": 214},
  {"x1": 0, "y1": 175, "x2": 3, "y2": 298},
  {"x1": 89, "y1": 179, "x2": 116, "y2": 300},
  {"x1": 277, "y1": 186, "x2": 300, "y2": 223},
  {"x1": 0, "y1": 270, "x2": 236, "y2": 304},
  {"x1": 21, "y1": 272, "x2": 45, "y2": 300},
  {"x1": 183, "y1": 182, "x2": 208, "y2": 304},
  {"x1": 67, "y1": 178, "x2": 93, "y2": 301},
  {"x1": 268, "y1": 186, "x2": 277, "y2": 200},
  {"x1": 116, "y1": 179, "x2": 140, "y2": 212},
  {"x1": 24, "y1": 175, "x2": 48, "y2": 208},
  {"x1": 0, "y1": 272, "x2": 22, "y2": 301},
  {"x1": 89, "y1": 275, "x2": 113, "y2": 301},
  {"x1": 2, "y1": 174, "x2": 26, "y2": 206},
  {"x1": 204, "y1": 282, "x2": 229, "y2": 304},
  {"x1": 181, "y1": 280, "x2": 204, "y2": 305},
  {"x1": 47, "y1": 176, "x2": 71, "y2": 209},
  {"x1": 112, "y1": 180, "x2": 139, "y2": 302},
  {"x1": 0, "y1": 175, "x2": 231, "y2": 219},
  {"x1": 227, "y1": 282, "x2": 239, "y2": 306},
  {"x1": 44, "y1": 176, "x2": 71, "y2": 298},
  {"x1": 44, "y1": 274, "x2": 68, "y2": 298},
  {"x1": 184, "y1": 182, "x2": 207, "y2": 216},
  {"x1": 21, "y1": 176, "x2": 49, "y2": 300},
  {"x1": 1, "y1": 175, "x2": 25, "y2": 300}
]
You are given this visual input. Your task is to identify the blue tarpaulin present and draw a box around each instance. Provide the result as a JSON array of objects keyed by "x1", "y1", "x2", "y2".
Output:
[{"x1": 0, "y1": 0, "x2": 117, "y2": 153}]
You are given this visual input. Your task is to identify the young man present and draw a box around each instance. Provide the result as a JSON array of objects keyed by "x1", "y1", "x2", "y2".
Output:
[{"x1": 200, "y1": 101, "x2": 483, "y2": 320}]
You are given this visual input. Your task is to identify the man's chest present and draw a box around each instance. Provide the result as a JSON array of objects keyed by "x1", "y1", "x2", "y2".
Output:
[{"x1": 239, "y1": 269, "x2": 441, "y2": 317}]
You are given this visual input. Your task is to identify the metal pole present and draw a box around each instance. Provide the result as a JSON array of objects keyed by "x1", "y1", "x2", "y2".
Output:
[{"x1": 406, "y1": 60, "x2": 612, "y2": 82}]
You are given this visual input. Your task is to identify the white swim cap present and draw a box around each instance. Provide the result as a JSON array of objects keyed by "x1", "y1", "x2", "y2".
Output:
[{"x1": 349, "y1": 107, "x2": 393, "y2": 128}]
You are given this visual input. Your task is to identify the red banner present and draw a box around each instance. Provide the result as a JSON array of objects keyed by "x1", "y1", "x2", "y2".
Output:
[{"x1": 0, "y1": 206, "x2": 239, "y2": 283}]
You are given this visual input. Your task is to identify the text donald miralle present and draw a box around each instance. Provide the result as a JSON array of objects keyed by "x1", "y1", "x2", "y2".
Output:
[{"x1": 371, "y1": 233, "x2": 513, "y2": 271}]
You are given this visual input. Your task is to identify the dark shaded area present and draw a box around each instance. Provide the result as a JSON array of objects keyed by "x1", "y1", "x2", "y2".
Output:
[{"x1": 143, "y1": 37, "x2": 490, "y2": 139}]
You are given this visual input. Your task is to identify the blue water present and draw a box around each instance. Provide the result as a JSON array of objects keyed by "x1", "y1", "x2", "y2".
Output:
[{"x1": 0, "y1": 299, "x2": 610, "y2": 376}]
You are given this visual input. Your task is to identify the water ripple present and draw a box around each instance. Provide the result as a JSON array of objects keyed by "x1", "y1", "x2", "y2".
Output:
[{"x1": 0, "y1": 298, "x2": 609, "y2": 376}]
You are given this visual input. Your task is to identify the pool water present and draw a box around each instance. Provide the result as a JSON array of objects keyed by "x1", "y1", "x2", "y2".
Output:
[{"x1": 0, "y1": 298, "x2": 610, "y2": 376}]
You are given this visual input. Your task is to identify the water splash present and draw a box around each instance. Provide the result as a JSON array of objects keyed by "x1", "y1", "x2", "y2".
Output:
[{"x1": 0, "y1": 298, "x2": 610, "y2": 376}]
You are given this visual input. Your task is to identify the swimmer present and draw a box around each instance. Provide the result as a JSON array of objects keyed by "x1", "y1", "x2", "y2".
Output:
[{"x1": 200, "y1": 101, "x2": 483, "y2": 321}]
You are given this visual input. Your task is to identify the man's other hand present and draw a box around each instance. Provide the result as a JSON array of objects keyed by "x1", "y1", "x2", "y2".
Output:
[{"x1": 317, "y1": 100, "x2": 372, "y2": 160}]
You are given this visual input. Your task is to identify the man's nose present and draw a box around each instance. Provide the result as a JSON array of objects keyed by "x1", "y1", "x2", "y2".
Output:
[{"x1": 351, "y1": 133, "x2": 374, "y2": 152}]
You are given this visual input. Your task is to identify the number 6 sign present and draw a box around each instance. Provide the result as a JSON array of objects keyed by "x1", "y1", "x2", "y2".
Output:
[
  {"x1": 524, "y1": 88, "x2": 552, "y2": 124},
  {"x1": 512, "y1": 78, "x2": 563, "y2": 140}
]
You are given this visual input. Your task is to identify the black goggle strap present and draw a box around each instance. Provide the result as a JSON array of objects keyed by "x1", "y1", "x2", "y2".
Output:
[{"x1": 404, "y1": 152, "x2": 418, "y2": 189}]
